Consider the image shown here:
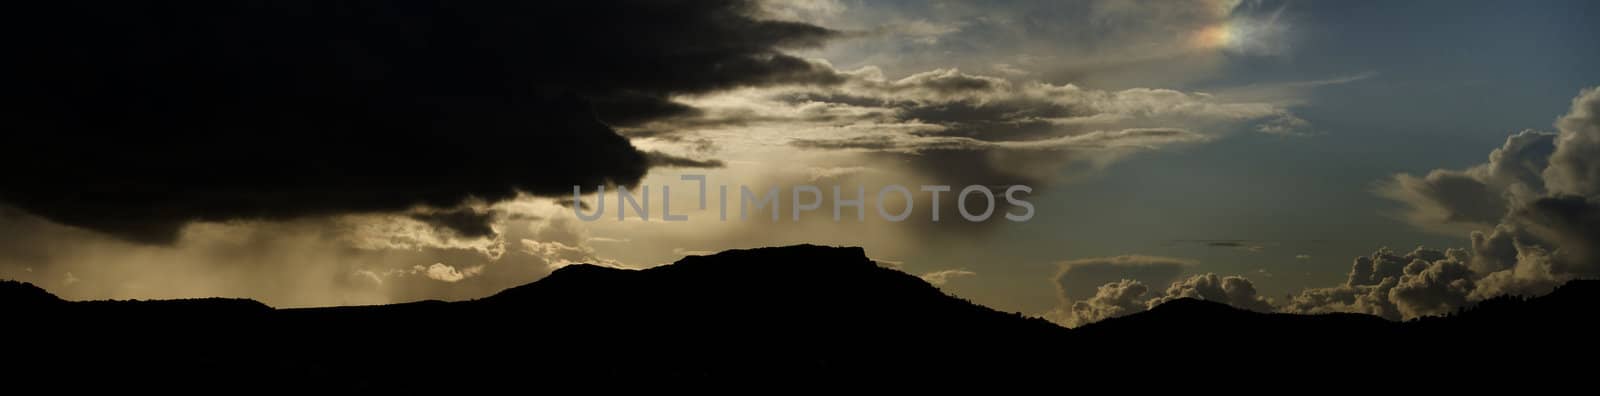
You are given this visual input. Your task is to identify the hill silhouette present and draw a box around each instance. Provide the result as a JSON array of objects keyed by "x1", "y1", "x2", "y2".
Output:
[{"x1": 4, "y1": 245, "x2": 1597, "y2": 390}]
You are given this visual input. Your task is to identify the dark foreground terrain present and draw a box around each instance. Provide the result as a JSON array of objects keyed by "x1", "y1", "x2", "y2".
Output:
[{"x1": 4, "y1": 245, "x2": 1597, "y2": 391}]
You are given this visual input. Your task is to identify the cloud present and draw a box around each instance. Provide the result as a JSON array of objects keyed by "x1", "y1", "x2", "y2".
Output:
[
  {"x1": 1291, "y1": 87, "x2": 1600, "y2": 320},
  {"x1": 1469, "y1": 243, "x2": 1564, "y2": 301},
  {"x1": 1211, "y1": 72, "x2": 1378, "y2": 107},
  {"x1": 672, "y1": 248, "x2": 720, "y2": 257},
  {"x1": 920, "y1": 269, "x2": 977, "y2": 286},
  {"x1": 1195, "y1": 240, "x2": 1268, "y2": 252},
  {"x1": 1047, "y1": 259, "x2": 1275, "y2": 327},
  {"x1": 1050, "y1": 279, "x2": 1150, "y2": 328},
  {"x1": 1387, "y1": 255, "x2": 1475, "y2": 318},
  {"x1": 338, "y1": 213, "x2": 507, "y2": 261},
  {"x1": 991, "y1": 63, "x2": 1030, "y2": 76},
  {"x1": 1283, "y1": 246, "x2": 1475, "y2": 320},
  {"x1": 1054, "y1": 255, "x2": 1192, "y2": 303},
  {"x1": 797, "y1": 0, "x2": 1289, "y2": 87},
  {"x1": 407, "y1": 208, "x2": 501, "y2": 240},
  {"x1": 0, "y1": 196, "x2": 623, "y2": 307},
  {"x1": 1544, "y1": 87, "x2": 1600, "y2": 197},
  {"x1": 0, "y1": 0, "x2": 842, "y2": 244},
  {"x1": 519, "y1": 240, "x2": 616, "y2": 270},
  {"x1": 756, "y1": 0, "x2": 848, "y2": 24},
  {"x1": 1281, "y1": 276, "x2": 1398, "y2": 319},
  {"x1": 520, "y1": 216, "x2": 625, "y2": 270},
  {"x1": 1377, "y1": 130, "x2": 1556, "y2": 233},
  {"x1": 1147, "y1": 273, "x2": 1274, "y2": 312},
  {"x1": 870, "y1": 20, "x2": 964, "y2": 45},
  {"x1": 641, "y1": 66, "x2": 1305, "y2": 194},
  {"x1": 805, "y1": 166, "x2": 874, "y2": 182},
  {"x1": 644, "y1": 151, "x2": 727, "y2": 169},
  {"x1": 874, "y1": 259, "x2": 906, "y2": 270},
  {"x1": 419, "y1": 263, "x2": 485, "y2": 283},
  {"x1": 789, "y1": 128, "x2": 1211, "y2": 153},
  {"x1": 800, "y1": 67, "x2": 1304, "y2": 142}
]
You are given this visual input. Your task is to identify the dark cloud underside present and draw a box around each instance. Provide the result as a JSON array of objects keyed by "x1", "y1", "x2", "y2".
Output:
[
  {"x1": 644, "y1": 152, "x2": 726, "y2": 169},
  {"x1": 0, "y1": 0, "x2": 838, "y2": 243}
]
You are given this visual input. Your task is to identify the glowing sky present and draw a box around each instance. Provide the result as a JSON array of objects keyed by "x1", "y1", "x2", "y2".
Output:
[{"x1": 2, "y1": 0, "x2": 1598, "y2": 326}]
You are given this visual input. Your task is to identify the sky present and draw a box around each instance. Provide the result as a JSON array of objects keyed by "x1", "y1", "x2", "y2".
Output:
[{"x1": 2, "y1": 0, "x2": 1598, "y2": 327}]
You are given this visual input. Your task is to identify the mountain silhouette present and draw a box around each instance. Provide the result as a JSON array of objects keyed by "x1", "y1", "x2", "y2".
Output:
[
  {"x1": 4, "y1": 245, "x2": 1597, "y2": 391},
  {"x1": 1, "y1": 279, "x2": 60, "y2": 308}
]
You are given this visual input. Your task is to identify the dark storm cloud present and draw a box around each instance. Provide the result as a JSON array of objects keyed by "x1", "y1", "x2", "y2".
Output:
[
  {"x1": 408, "y1": 209, "x2": 499, "y2": 240},
  {"x1": 0, "y1": 0, "x2": 840, "y2": 243},
  {"x1": 644, "y1": 151, "x2": 727, "y2": 169},
  {"x1": 588, "y1": 93, "x2": 706, "y2": 128}
]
